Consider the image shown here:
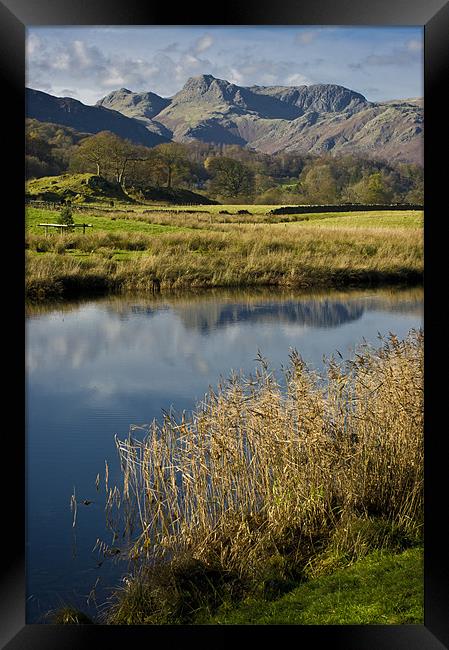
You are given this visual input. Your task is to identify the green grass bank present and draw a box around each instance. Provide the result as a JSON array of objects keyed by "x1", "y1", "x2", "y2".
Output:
[{"x1": 201, "y1": 546, "x2": 423, "y2": 625}]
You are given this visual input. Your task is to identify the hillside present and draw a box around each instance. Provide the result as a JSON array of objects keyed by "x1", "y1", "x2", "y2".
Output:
[
  {"x1": 25, "y1": 173, "x2": 217, "y2": 205},
  {"x1": 26, "y1": 88, "x2": 170, "y2": 148},
  {"x1": 25, "y1": 173, "x2": 133, "y2": 204},
  {"x1": 140, "y1": 186, "x2": 218, "y2": 205}
]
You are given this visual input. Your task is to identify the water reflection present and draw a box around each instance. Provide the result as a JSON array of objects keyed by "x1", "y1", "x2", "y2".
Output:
[
  {"x1": 27, "y1": 287, "x2": 423, "y2": 374},
  {"x1": 25, "y1": 286, "x2": 423, "y2": 623}
]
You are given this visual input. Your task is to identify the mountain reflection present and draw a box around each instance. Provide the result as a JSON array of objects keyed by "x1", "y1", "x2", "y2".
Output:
[
  {"x1": 26, "y1": 288, "x2": 423, "y2": 375},
  {"x1": 175, "y1": 300, "x2": 365, "y2": 332},
  {"x1": 119, "y1": 291, "x2": 422, "y2": 334}
]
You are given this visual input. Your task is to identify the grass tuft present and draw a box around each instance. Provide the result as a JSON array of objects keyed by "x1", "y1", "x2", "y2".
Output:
[{"x1": 46, "y1": 606, "x2": 93, "y2": 625}]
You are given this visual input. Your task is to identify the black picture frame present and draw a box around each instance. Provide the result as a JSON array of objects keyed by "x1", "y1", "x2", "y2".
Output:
[{"x1": 2, "y1": 1, "x2": 448, "y2": 647}]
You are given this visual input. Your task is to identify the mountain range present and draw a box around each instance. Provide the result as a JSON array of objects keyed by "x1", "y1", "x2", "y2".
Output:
[{"x1": 26, "y1": 75, "x2": 424, "y2": 164}]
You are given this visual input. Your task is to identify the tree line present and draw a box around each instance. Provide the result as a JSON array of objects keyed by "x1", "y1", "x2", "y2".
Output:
[{"x1": 26, "y1": 120, "x2": 423, "y2": 205}]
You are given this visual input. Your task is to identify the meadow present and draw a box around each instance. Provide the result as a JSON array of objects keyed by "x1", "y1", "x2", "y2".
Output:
[{"x1": 25, "y1": 205, "x2": 423, "y2": 300}]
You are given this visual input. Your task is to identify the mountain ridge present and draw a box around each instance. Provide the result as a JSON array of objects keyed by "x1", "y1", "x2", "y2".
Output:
[
  {"x1": 26, "y1": 88, "x2": 171, "y2": 148},
  {"x1": 26, "y1": 76, "x2": 423, "y2": 164}
]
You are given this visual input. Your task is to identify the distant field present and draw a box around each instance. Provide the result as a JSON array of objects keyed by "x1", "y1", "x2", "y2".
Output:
[
  {"x1": 25, "y1": 207, "x2": 184, "y2": 235},
  {"x1": 26, "y1": 201, "x2": 288, "y2": 215},
  {"x1": 26, "y1": 204, "x2": 423, "y2": 228},
  {"x1": 282, "y1": 210, "x2": 423, "y2": 229},
  {"x1": 156, "y1": 203, "x2": 285, "y2": 214}
]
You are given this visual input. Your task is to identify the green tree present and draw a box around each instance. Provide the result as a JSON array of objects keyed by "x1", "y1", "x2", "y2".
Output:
[
  {"x1": 349, "y1": 171, "x2": 394, "y2": 204},
  {"x1": 366, "y1": 172, "x2": 392, "y2": 203},
  {"x1": 25, "y1": 155, "x2": 51, "y2": 179},
  {"x1": 300, "y1": 163, "x2": 339, "y2": 204},
  {"x1": 205, "y1": 156, "x2": 255, "y2": 200},
  {"x1": 58, "y1": 205, "x2": 74, "y2": 226}
]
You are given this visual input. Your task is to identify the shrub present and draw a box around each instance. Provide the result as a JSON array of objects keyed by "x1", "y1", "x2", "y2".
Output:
[{"x1": 58, "y1": 206, "x2": 74, "y2": 227}]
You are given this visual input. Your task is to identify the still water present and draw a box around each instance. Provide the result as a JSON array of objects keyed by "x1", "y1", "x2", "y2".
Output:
[{"x1": 25, "y1": 286, "x2": 423, "y2": 622}]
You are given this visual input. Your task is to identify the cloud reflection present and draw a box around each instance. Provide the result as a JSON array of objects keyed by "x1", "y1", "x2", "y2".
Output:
[{"x1": 26, "y1": 289, "x2": 423, "y2": 408}]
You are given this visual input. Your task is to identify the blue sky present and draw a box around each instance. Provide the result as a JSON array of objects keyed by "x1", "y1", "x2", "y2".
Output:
[{"x1": 26, "y1": 26, "x2": 423, "y2": 105}]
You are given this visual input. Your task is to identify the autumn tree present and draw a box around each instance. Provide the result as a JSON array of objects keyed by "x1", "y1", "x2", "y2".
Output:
[
  {"x1": 71, "y1": 131, "x2": 115, "y2": 177},
  {"x1": 126, "y1": 148, "x2": 167, "y2": 190},
  {"x1": 300, "y1": 163, "x2": 339, "y2": 204},
  {"x1": 71, "y1": 131, "x2": 144, "y2": 188},
  {"x1": 153, "y1": 143, "x2": 189, "y2": 188},
  {"x1": 108, "y1": 136, "x2": 139, "y2": 187}
]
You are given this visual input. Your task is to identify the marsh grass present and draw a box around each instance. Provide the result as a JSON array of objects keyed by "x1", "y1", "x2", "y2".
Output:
[
  {"x1": 102, "y1": 330, "x2": 423, "y2": 623},
  {"x1": 46, "y1": 605, "x2": 93, "y2": 625},
  {"x1": 25, "y1": 206, "x2": 423, "y2": 299},
  {"x1": 25, "y1": 222, "x2": 423, "y2": 299}
]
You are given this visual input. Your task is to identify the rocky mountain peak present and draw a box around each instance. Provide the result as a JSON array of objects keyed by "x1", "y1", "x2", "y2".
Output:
[
  {"x1": 174, "y1": 75, "x2": 245, "y2": 105},
  {"x1": 250, "y1": 83, "x2": 368, "y2": 114},
  {"x1": 96, "y1": 88, "x2": 171, "y2": 119}
]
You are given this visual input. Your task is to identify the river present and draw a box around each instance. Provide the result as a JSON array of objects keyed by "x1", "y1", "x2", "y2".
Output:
[{"x1": 25, "y1": 286, "x2": 423, "y2": 622}]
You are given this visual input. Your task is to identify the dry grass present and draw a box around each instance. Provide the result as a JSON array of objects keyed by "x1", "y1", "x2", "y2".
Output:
[
  {"x1": 25, "y1": 224, "x2": 423, "y2": 300},
  {"x1": 105, "y1": 208, "x2": 422, "y2": 229},
  {"x1": 105, "y1": 330, "x2": 423, "y2": 587},
  {"x1": 25, "y1": 206, "x2": 423, "y2": 300}
]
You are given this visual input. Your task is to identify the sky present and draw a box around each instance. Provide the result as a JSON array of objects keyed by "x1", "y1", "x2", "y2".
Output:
[{"x1": 26, "y1": 26, "x2": 423, "y2": 105}]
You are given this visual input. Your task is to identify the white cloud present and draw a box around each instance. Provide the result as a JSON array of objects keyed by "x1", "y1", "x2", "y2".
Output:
[
  {"x1": 228, "y1": 67, "x2": 244, "y2": 85},
  {"x1": 52, "y1": 52, "x2": 71, "y2": 71},
  {"x1": 195, "y1": 34, "x2": 214, "y2": 53},
  {"x1": 59, "y1": 88, "x2": 79, "y2": 97},
  {"x1": 296, "y1": 31, "x2": 316, "y2": 45},
  {"x1": 225, "y1": 57, "x2": 312, "y2": 88},
  {"x1": 102, "y1": 69, "x2": 127, "y2": 87},
  {"x1": 286, "y1": 73, "x2": 310, "y2": 86},
  {"x1": 184, "y1": 53, "x2": 202, "y2": 67},
  {"x1": 26, "y1": 33, "x2": 42, "y2": 57},
  {"x1": 25, "y1": 27, "x2": 423, "y2": 103}
]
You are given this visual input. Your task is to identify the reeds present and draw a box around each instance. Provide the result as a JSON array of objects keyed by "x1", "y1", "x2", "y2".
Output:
[{"x1": 106, "y1": 330, "x2": 423, "y2": 584}]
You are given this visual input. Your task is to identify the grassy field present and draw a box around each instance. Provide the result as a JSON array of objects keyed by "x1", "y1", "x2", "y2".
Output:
[
  {"x1": 25, "y1": 205, "x2": 423, "y2": 300},
  {"x1": 25, "y1": 206, "x2": 184, "y2": 235},
  {"x1": 277, "y1": 211, "x2": 423, "y2": 229}
]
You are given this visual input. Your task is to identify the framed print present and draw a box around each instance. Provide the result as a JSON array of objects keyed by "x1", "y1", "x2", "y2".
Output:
[{"x1": 2, "y1": 0, "x2": 448, "y2": 647}]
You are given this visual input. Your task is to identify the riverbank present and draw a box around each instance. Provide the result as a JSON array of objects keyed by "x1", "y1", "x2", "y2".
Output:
[
  {"x1": 50, "y1": 545, "x2": 423, "y2": 625},
  {"x1": 84, "y1": 329, "x2": 422, "y2": 625},
  {"x1": 25, "y1": 207, "x2": 423, "y2": 300},
  {"x1": 200, "y1": 545, "x2": 424, "y2": 625}
]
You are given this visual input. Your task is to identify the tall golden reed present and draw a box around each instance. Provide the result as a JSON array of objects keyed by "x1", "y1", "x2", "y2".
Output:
[{"x1": 107, "y1": 330, "x2": 423, "y2": 579}]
